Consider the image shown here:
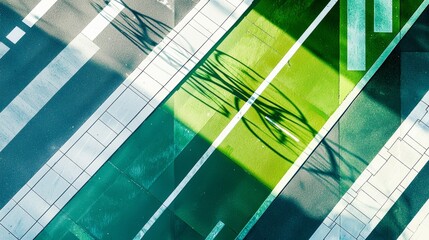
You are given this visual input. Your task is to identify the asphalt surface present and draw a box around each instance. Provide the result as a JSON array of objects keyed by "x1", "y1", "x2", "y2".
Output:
[{"x1": 0, "y1": 0, "x2": 197, "y2": 208}]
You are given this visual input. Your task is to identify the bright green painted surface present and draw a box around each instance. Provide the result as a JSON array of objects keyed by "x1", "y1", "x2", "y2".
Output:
[{"x1": 37, "y1": 0, "x2": 428, "y2": 239}]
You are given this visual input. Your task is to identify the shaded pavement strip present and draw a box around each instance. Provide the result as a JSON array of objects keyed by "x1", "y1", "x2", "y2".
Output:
[
  {"x1": 368, "y1": 162, "x2": 429, "y2": 240},
  {"x1": 0, "y1": 0, "x2": 252, "y2": 239},
  {"x1": 245, "y1": 2, "x2": 429, "y2": 239},
  {"x1": 133, "y1": 1, "x2": 339, "y2": 239}
]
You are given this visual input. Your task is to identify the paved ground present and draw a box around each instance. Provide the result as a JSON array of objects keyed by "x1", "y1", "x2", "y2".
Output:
[
  {"x1": 246, "y1": 3, "x2": 429, "y2": 239},
  {"x1": 0, "y1": 0, "x2": 428, "y2": 239},
  {"x1": 0, "y1": 0, "x2": 182, "y2": 207}
]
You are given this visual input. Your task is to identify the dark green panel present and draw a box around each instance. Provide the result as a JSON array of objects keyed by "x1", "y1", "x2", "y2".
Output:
[{"x1": 170, "y1": 148, "x2": 270, "y2": 237}]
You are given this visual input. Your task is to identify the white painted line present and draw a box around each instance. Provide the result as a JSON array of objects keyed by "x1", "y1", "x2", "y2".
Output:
[
  {"x1": 6, "y1": 27, "x2": 25, "y2": 44},
  {"x1": 0, "y1": 34, "x2": 98, "y2": 152},
  {"x1": 133, "y1": 1, "x2": 336, "y2": 239},
  {"x1": 0, "y1": 0, "x2": 250, "y2": 238},
  {"x1": 240, "y1": 0, "x2": 429, "y2": 238},
  {"x1": 81, "y1": 0, "x2": 125, "y2": 41},
  {"x1": 22, "y1": 0, "x2": 59, "y2": 27},
  {"x1": 0, "y1": 42, "x2": 10, "y2": 59},
  {"x1": 238, "y1": 0, "x2": 429, "y2": 238},
  {"x1": 398, "y1": 199, "x2": 429, "y2": 240},
  {"x1": 264, "y1": 116, "x2": 299, "y2": 142},
  {"x1": 0, "y1": 0, "x2": 125, "y2": 152},
  {"x1": 206, "y1": 221, "x2": 225, "y2": 240}
]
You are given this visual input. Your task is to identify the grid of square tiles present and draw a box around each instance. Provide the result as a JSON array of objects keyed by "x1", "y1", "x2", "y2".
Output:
[
  {"x1": 0, "y1": 0, "x2": 253, "y2": 239},
  {"x1": 311, "y1": 91, "x2": 429, "y2": 240}
]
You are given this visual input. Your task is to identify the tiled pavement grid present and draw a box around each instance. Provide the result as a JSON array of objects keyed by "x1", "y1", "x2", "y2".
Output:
[
  {"x1": 0, "y1": 0, "x2": 253, "y2": 239},
  {"x1": 311, "y1": 91, "x2": 429, "y2": 240}
]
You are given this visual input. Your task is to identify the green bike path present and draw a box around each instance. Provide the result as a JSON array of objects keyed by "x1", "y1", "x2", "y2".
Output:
[
  {"x1": 246, "y1": 2, "x2": 429, "y2": 239},
  {"x1": 36, "y1": 0, "x2": 422, "y2": 239}
]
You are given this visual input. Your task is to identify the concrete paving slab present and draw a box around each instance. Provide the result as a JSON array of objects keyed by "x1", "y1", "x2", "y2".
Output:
[
  {"x1": 65, "y1": 133, "x2": 104, "y2": 170},
  {"x1": 52, "y1": 156, "x2": 82, "y2": 184},
  {"x1": 88, "y1": 120, "x2": 116, "y2": 147},
  {"x1": 107, "y1": 88, "x2": 147, "y2": 126},
  {"x1": 18, "y1": 190, "x2": 49, "y2": 220},
  {"x1": 200, "y1": 0, "x2": 234, "y2": 26},
  {"x1": 0, "y1": 224, "x2": 16, "y2": 240},
  {"x1": 22, "y1": 223, "x2": 42, "y2": 240},
  {"x1": 1, "y1": 206, "x2": 34, "y2": 239},
  {"x1": 32, "y1": 170, "x2": 69, "y2": 205}
]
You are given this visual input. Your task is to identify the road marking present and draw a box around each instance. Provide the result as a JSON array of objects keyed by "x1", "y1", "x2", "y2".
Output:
[
  {"x1": 6, "y1": 27, "x2": 26, "y2": 44},
  {"x1": 0, "y1": 42, "x2": 10, "y2": 58},
  {"x1": 133, "y1": 1, "x2": 338, "y2": 239},
  {"x1": 237, "y1": 0, "x2": 429, "y2": 238},
  {"x1": 347, "y1": 0, "x2": 366, "y2": 70},
  {"x1": 374, "y1": 0, "x2": 393, "y2": 32},
  {"x1": 264, "y1": 116, "x2": 299, "y2": 142},
  {"x1": 0, "y1": 34, "x2": 99, "y2": 152},
  {"x1": 0, "y1": 0, "x2": 125, "y2": 152},
  {"x1": 206, "y1": 221, "x2": 225, "y2": 240},
  {"x1": 22, "y1": 0, "x2": 60, "y2": 27},
  {"x1": 81, "y1": 0, "x2": 124, "y2": 41}
]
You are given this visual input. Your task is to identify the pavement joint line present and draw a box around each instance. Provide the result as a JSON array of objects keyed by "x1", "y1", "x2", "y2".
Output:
[
  {"x1": 133, "y1": 0, "x2": 337, "y2": 239},
  {"x1": 310, "y1": 91, "x2": 429, "y2": 240},
  {"x1": 0, "y1": 0, "x2": 252, "y2": 238},
  {"x1": 237, "y1": 0, "x2": 429, "y2": 238}
]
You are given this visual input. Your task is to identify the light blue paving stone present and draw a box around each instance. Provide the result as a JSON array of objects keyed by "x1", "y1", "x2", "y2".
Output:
[
  {"x1": 347, "y1": 0, "x2": 366, "y2": 70},
  {"x1": 32, "y1": 171, "x2": 69, "y2": 205},
  {"x1": 1, "y1": 206, "x2": 34, "y2": 239},
  {"x1": 374, "y1": 0, "x2": 393, "y2": 32},
  {"x1": 65, "y1": 133, "x2": 104, "y2": 170}
]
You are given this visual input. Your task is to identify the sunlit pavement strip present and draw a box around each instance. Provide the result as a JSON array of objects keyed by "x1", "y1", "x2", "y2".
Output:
[
  {"x1": 0, "y1": 0, "x2": 125, "y2": 152},
  {"x1": 398, "y1": 199, "x2": 429, "y2": 240},
  {"x1": 0, "y1": 0, "x2": 251, "y2": 239},
  {"x1": 134, "y1": 1, "x2": 337, "y2": 239},
  {"x1": 0, "y1": 34, "x2": 99, "y2": 152},
  {"x1": 0, "y1": 0, "x2": 60, "y2": 60},
  {"x1": 310, "y1": 91, "x2": 429, "y2": 239},
  {"x1": 0, "y1": 0, "x2": 123, "y2": 238},
  {"x1": 237, "y1": 0, "x2": 429, "y2": 238},
  {"x1": 22, "y1": 0, "x2": 59, "y2": 28}
]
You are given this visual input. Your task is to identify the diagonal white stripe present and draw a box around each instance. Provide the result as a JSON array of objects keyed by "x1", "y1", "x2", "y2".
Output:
[{"x1": 133, "y1": 1, "x2": 338, "y2": 239}]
